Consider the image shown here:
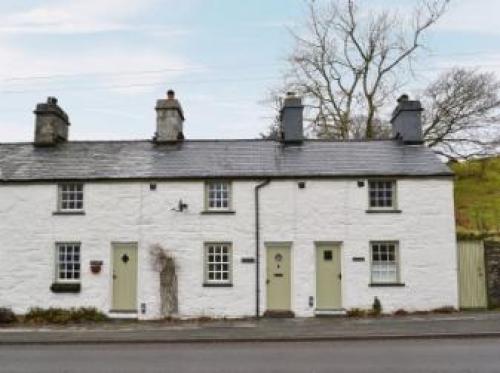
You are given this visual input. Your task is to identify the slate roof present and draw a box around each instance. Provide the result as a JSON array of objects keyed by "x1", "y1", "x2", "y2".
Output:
[{"x1": 0, "y1": 139, "x2": 452, "y2": 182}]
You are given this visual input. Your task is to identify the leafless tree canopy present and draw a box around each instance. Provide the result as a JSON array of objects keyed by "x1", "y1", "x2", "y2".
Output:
[
  {"x1": 422, "y1": 68, "x2": 500, "y2": 159},
  {"x1": 285, "y1": 0, "x2": 448, "y2": 140}
]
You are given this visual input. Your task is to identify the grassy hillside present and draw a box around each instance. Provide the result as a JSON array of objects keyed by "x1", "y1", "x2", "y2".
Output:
[{"x1": 451, "y1": 156, "x2": 500, "y2": 236}]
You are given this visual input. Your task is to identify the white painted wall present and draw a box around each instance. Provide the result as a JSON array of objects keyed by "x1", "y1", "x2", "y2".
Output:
[{"x1": 0, "y1": 178, "x2": 458, "y2": 319}]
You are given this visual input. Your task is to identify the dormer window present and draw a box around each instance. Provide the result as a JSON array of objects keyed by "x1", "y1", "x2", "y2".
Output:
[
  {"x1": 58, "y1": 183, "x2": 84, "y2": 212},
  {"x1": 205, "y1": 181, "x2": 232, "y2": 211}
]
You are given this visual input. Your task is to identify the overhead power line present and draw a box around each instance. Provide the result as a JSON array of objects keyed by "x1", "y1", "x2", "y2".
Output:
[
  {"x1": 0, "y1": 75, "x2": 281, "y2": 94},
  {"x1": 2, "y1": 60, "x2": 500, "y2": 95},
  {"x1": 1, "y1": 50, "x2": 499, "y2": 83}
]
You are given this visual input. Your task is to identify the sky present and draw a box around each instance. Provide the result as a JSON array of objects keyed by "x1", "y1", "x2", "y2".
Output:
[{"x1": 1, "y1": 0, "x2": 500, "y2": 142}]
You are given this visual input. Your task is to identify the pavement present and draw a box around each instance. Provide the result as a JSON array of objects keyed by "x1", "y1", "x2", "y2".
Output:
[{"x1": 1, "y1": 311, "x2": 500, "y2": 345}]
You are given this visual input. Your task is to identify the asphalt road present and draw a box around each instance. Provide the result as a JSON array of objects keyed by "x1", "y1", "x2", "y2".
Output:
[{"x1": 1, "y1": 339, "x2": 500, "y2": 373}]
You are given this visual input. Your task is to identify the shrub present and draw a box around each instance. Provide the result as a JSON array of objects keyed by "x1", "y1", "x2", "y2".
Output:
[
  {"x1": 24, "y1": 307, "x2": 107, "y2": 324},
  {"x1": 346, "y1": 308, "x2": 367, "y2": 318},
  {"x1": 393, "y1": 309, "x2": 409, "y2": 316},
  {"x1": 0, "y1": 308, "x2": 17, "y2": 325},
  {"x1": 431, "y1": 306, "x2": 456, "y2": 314},
  {"x1": 371, "y1": 297, "x2": 382, "y2": 316}
]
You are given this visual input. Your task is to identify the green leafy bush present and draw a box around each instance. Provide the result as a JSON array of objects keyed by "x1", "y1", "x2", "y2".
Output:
[
  {"x1": 371, "y1": 297, "x2": 382, "y2": 316},
  {"x1": 431, "y1": 306, "x2": 456, "y2": 314},
  {"x1": 393, "y1": 309, "x2": 409, "y2": 316},
  {"x1": 0, "y1": 308, "x2": 17, "y2": 324},
  {"x1": 346, "y1": 308, "x2": 367, "y2": 318},
  {"x1": 24, "y1": 307, "x2": 107, "y2": 324}
]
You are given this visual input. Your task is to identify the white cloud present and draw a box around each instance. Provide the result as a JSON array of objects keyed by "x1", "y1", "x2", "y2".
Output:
[
  {"x1": 0, "y1": 41, "x2": 194, "y2": 95},
  {"x1": 0, "y1": 0, "x2": 180, "y2": 35}
]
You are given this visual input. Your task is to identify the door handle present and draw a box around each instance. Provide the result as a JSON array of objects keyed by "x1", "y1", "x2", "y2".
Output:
[
  {"x1": 338, "y1": 273, "x2": 342, "y2": 280},
  {"x1": 113, "y1": 272, "x2": 117, "y2": 280},
  {"x1": 266, "y1": 279, "x2": 270, "y2": 285}
]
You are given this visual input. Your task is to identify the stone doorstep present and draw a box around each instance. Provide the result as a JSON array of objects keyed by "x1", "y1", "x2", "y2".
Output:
[{"x1": 314, "y1": 309, "x2": 347, "y2": 316}]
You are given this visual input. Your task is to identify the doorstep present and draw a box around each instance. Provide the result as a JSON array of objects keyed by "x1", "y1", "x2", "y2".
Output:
[
  {"x1": 314, "y1": 309, "x2": 347, "y2": 317},
  {"x1": 108, "y1": 310, "x2": 138, "y2": 319}
]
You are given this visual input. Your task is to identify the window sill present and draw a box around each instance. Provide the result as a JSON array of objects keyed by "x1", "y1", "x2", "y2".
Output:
[
  {"x1": 50, "y1": 282, "x2": 81, "y2": 293},
  {"x1": 203, "y1": 283, "x2": 233, "y2": 287},
  {"x1": 369, "y1": 283, "x2": 405, "y2": 287},
  {"x1": 365, "y1": 209, "x2": 402, "y2": 214},
  {"x1": 53, "y1": 211, "x2": 86, "y2": 216},
  {"x1": 200, "y1": 210, "x2": 236, "y2": 215}
]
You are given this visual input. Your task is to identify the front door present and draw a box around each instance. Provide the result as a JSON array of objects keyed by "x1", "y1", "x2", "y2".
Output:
[
  {"x1": 266, "y1": 244, "x2": 291, "y2": 312},
  {"x1": 316, "y1": 243, "x2": 342, "y2": 310},
  {"x1": 112, "y1": 243, "x2": 138, "y2": 312}
]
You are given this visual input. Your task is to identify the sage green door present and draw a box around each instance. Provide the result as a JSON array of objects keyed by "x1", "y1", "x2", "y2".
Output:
[
  {"x1": 266, "y1": 244, "x2": 291, "y2": 311},
  {"x1": 458, "y1": 240, "x2": 487, "y2": 309},
  {"x1": 316, "y1": 243, "x2": 342, "y2": 310},
  {"x1": 112, "y1": 243, "x2": 138, "y2": 312}
]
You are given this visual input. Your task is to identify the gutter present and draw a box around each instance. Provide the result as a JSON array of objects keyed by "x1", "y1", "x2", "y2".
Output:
[{"x1": 255, "y1": 179, "x2": 271, "y2": 318}]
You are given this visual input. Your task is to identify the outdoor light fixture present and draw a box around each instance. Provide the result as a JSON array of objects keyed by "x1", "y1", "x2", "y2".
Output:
[{"x1": 172, "y1": 199, "x2": 188, "y2": 212}]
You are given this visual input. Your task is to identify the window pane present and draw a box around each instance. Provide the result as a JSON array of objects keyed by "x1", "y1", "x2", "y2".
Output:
[
  {"x1": 207, "y1": 182, "x2": 231, "y2": 210},
  {"x1": 369, "y1": 181, "x2": 394, "y2": 208},
  {"x1": 59, "y1": 184, "x2": 84, "y2": 210},
  {"x1": 205, "y1": 243, "x2": 231, "y2": 283},
  {"x1": 371, "y1": 242, "x2": 398, "y2": 283},
  {"x1": 57, "y1": 243, "x2": 81, "y2": 282}
]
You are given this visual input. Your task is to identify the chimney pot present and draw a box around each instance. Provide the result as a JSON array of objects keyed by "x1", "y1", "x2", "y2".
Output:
[
  {"x1": 397, "y1": 94, "x2": 409, "y2": 103},
  {"x1": 391, "y1": 95, "x2": 423, "y2": 144},
  {"x1": 167, "y1": 90, "x2": 175, "y2": 99}
]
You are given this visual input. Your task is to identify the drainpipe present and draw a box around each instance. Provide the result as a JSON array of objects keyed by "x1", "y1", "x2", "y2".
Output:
[{"x1": 255, "y1": 178, "x2": 271, "y2": 318}]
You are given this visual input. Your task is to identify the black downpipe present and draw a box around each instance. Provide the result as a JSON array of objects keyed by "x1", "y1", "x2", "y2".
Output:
[{"x1": 255, "y1": 179, "x2": 271, "y2": 318}]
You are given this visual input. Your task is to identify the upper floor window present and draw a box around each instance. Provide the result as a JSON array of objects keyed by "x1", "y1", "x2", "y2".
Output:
[
  {"x1": 56, "y1": 242, "x2": 81, "y2": 282},
  {"x1": 205, "y1": 181, "x2": 232, "y2": 211},
  {"x1": 370, "y1": 241, "x2": 399, "y2": 284},
  {"x1": 58, "y1": 183, "x2": 84, "y2": 211},
  {"x1": 368, "y1": 180, "x2": 396, "y2": 209}
]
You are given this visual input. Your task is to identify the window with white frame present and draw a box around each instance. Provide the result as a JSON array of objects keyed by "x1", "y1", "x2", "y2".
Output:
[
  {"x1": 204, "y1": 243, "x2": 232, "y2": 284},
  {"x1": 371, "y1": 241, "x2": 399, "y2": 284},
  {"x1": 58, "y1": 183, "x2": 84, "y2": 211},
  {"x1": 56, "y1": 243, "x2": 81, "y2": 282},
  {"x1": 206, "y1": 181, "x2": 231, "y2": 211},
  {"x1": 368, "y1": 180, "x2": 396, "y2": 209}
]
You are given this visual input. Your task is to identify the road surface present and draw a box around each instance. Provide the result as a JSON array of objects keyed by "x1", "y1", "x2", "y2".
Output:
[{"x1": 1, "y1": 338, "x2": 500, "y2": 372}]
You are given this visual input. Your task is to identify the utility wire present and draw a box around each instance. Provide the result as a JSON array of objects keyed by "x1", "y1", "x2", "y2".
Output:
[
  {"x1": 1, "y1": 75, "x2": 281, "y2": 94},
  {"x1": 3, "y1": 59, "x2": 500, "y2": 95},
  {"x1": 1, "y1": 50, "x2": 499, "y2": 83}
]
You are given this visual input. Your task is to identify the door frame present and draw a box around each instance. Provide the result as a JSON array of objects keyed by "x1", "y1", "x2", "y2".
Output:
[
  {"x1": 264, "y1": 241, "x2": 293, "y2": 314},
  {"x1": 110, "y1": 241, "x2": 139, "y2": 313},
  {"x1": 315, "y1": 241, "x2": 343, "y2": 310}
]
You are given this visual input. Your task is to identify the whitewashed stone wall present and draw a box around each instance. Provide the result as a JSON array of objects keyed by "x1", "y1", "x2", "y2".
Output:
[{"x1": 0, "y1": 178, "x2": 458, "y2": 319}]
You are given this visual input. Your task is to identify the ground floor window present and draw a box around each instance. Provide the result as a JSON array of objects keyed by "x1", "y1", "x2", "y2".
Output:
[
  {"x1": 204, "y1": 242, "x2": 232, "y2": 285},
  {"x1": 56, "y1": 243, "x2": 81, "y2": 282},
  {"x1": 370, "y1": 241, "x2": 399, "y2": 284}
]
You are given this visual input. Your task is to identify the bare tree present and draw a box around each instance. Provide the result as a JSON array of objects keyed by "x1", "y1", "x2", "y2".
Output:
[
  {"x1": 422, "y1": 68, "x2": 500, "y2": 160},
  {"x1": 281, "y1": 0, "x2": 448, "y2": 139}
]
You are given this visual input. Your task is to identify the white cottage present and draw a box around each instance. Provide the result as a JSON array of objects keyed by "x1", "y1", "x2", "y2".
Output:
[{"x1": 0, "y1": 92, "x2": 458, "y2": 319}]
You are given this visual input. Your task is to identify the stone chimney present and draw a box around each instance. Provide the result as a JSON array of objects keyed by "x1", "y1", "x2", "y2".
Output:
[
  {"x1": 34, "y1": 97, "x2": 70, "y2": 147},
  {"x1": 155, "y1": 90, "x2": 184, "y2": 142},
  {"x1": 280, "y1": 92, "x2": 304, "y2": 143},
  {"x1": 390, "y1": 94, "x2": 424, "y2": 144}
]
